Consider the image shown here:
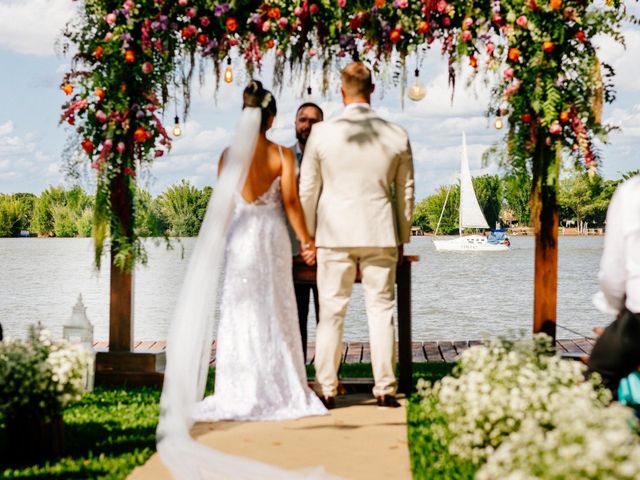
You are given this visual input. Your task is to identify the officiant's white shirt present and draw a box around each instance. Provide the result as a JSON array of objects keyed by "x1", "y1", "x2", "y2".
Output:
[{"x1": 594, "y1": 175, "x2": 640, "y2": 315}]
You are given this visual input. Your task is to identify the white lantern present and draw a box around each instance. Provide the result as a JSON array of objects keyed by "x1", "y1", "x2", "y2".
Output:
[
  {"x1": 407, "y1": 69, "x2": 427, "y2": 102},
  {"x1": 63, "y1": 294, "x2": 95, "y2": 391}
]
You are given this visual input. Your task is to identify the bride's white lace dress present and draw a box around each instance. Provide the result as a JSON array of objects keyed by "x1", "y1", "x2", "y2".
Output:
[{"x1": 193, "y1": 176, "x2": 327, "y2": 421}]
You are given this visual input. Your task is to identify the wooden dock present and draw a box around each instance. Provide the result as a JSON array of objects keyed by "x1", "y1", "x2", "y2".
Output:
[{"x1": 92, "y1": 338, "x2": 595, "y2": 365}]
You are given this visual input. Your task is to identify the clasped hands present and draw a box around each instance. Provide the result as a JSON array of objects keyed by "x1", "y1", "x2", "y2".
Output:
[{"x1": 300, "y1": 239, "x2": 317, "y2": 266}]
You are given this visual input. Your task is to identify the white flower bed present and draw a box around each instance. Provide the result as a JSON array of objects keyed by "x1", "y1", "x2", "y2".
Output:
[{"x1": 415, "y1": 335, "x2": 640, "y2": 478}]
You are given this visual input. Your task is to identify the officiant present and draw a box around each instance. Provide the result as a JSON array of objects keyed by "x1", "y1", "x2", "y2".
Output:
[{"x1": 291, "y1": 102, "x2": 324, "y2": 361}]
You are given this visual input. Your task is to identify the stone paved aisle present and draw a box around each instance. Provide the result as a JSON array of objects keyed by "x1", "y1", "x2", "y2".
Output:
[{"x1": 128, "y1": 394, "x2": 411, "y2": 480}]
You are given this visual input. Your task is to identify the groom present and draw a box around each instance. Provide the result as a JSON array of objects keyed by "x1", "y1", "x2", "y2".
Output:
[{"x1": 299, "y1": 62, "x2": 415, "y2": 408}]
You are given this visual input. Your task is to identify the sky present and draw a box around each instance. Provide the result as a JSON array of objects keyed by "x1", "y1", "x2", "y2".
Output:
[{"x1": 0, "y1": 0, "x2": 638, "y2": 202}]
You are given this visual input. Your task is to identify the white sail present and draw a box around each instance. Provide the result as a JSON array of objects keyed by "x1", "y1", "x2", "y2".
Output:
[{"x1": 459, "y1": 133, "x2": 490, "y2": 230}]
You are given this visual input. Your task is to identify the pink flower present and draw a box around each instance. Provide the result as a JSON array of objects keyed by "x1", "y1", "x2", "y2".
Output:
[
  {"x1": 463, "y1": 17, "x2": 473, "y2": 29},
  {"x1": 516, "y1": 15, "x2": 528, "y2": 27},
  {"x1": 200, "y1": 16, "x2": 210, "y2": 27},
  {"x1": 105, "y1": 13, "x2": 117, "y2": 25},
  {"x1": 462, "y1": 30, "x2": 472, "y2": 42},
  {"x1": 262, "y1": 20, "x2": 271, "y2": 32},
  {"x1": 278, "y1": 17, "x2": 288, "y2": 28},
  {"x1": 486, "y1": 41, "x2": 495, "y2": 55},
  {"x1": 294, "y1": 6, "x2": 303, "y2": 16},
  {"x1": 436, "y1": 0, "x2": 448, "y2": 13},
  {"x1": 229, "y1": 38, "x2": 239, "y2": 46},
  {"x1": 442, "y1": 16, "x2": 451, "y2": 26},
  {"x1": 338, "y1": 0, "x2": 347, "y2": 7},
  {"x1": 103, "y1": 139, "x2": 113, "y2": 149},
  {"x1": 117, "y1": 142, "x2": 126, "y2": 153},
  {"x1": 310, "y1": 4, "x2": 319, "y2": 14},
  {"x1": 503, "y1": 67, "x2": 514, "y2": 79},
  {"x1": 549, "y1": 120, "x2": 562, "y2": 134},
  {"x1": 178, "y1": 0, "x2": 188, "y2": 5},
  {"x1": 154, "y1": 149, "x2": 164, "y2": 158},
  {"x1": 123, "y1": 0, "x2": 134, "y2": 11},
  {"x1": 142, "y1": 62, "x2": 153, "y2": 74},
  {"x1": 95, "y1": 110, "x2": 107, "y2": 123},
  {"x1": 186, "y1": 7, "x2": 197, "y2": 18},
  {"x1": 309, "y1": 48, "x2": 317, "y2": 57},
  {"x1": 104, "y1": 32, "x2": 113, "y2": 41},
  {"x1": 395, "y1": 0, "x2": 408, "y2": 7}
]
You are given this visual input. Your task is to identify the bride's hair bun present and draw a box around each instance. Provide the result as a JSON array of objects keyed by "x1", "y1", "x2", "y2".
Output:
[{"x1": 242, "y1": 80, "x2": 277, "y2": 130}]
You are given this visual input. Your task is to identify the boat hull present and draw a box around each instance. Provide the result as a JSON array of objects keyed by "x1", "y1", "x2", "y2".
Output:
[{"x1": 433, "y1": 235, "x2": 510, "y2": 252}]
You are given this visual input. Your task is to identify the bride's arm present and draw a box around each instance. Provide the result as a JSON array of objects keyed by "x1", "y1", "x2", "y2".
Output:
[
  {"x1": 217, "y1": 148, "x2": 228, "y2": 177},
  {"x1": 280, "y1": 147, "x2": 314, "y2": 256}
]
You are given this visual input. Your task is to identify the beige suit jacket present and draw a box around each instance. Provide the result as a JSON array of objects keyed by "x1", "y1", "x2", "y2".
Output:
[{"x1": 299, "y1": 105, "x2": 415, "y2": 248}]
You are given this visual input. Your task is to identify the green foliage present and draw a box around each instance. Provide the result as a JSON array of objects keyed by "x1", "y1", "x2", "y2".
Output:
[
  {"x1": 413, "y1": 185, "x2": 460, "y2": 234},
  {"x1": 31, "y1": 186, "x2": 93, "y2": 238},
  {"x1": 0, "y1": 387, "x2": 159, "y2": 478},
  {"x1": 154, "y1": 181, "x2": 212, "y2": 237},
  {"x1": 473, "y1": 175, "x2": 503, "y2": 229},
  {"x1": 0, "y1": 194, "x2": 30, "y2": 237},
  {"x1": 502, "y1": 172, "x2": 532, "y2": 226},
  {"x1": 559, "y1": 170, "x2": 615, "y2": 229}
]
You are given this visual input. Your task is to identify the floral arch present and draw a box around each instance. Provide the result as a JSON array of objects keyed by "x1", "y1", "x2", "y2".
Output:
[{"x1": 61, "y1": 0, "x2": 631, "y2": 346}]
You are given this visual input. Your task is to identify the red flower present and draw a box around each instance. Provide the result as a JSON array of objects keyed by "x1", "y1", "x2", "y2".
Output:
[
  {"x1": 226, "y1": 17, "x2": 238, "y2": 32},
  {"x1": 124, "y1": 50, "x2": 135, "y2": 63},
  {"x1": 181, "y1": 25, "x2": 197, "y2": 38},
  {"x1": 133, "y1": 127, "x2": 147, "y2": 143},
  {"x1": 94, "y1": 46, "x2": 104, "y2": 59},
  {"x1": 310, "y1": 4, "x2": 319, "y2": 14},
  {"x1": 265, "y1": 38, "x2": 275, "y2": 49},
  {"x1": 575, "y1": 30, "x2": 586, "y2": 42},
  {"x1": 389, "y1": 28, "x2": 402, "y2": 43},
  {"x1": 542, "y1": 41, "x2": 555, "y2": 53},
  {"x1": 123, "y1": 166, "x2": 136, "y2": 177},
  {"x1": 469, "y1": 56, "x2": 478, "y2": 69},
  {"x1": 417, "y1": 21, "x2": 429, "y2": 34},
  {"x1": 81, "y1": 139, "x2": 95, "y2": 154},
  {"x1": 521, "y1": 113, "x2": 532, "y2": 123},
  {"x1": 197, "y1": 34, "x2": 208, "y2": 45},
  {"x1": 508, "y1": 47, "x2": 521, "y2": 62}
]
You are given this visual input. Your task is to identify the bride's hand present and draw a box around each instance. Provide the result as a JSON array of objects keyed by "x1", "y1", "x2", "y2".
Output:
[{"x1": 300, "y1": 239, "x2": 316, "y2": 266}]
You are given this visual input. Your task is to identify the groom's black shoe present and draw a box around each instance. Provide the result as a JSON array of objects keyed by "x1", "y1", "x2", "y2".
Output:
[
  {"x1": 319, "y1": 395, "x2": 336, "y2": 410},
  {"x1": 376, "y1": 395, "x2": 401, "y2": 408}
]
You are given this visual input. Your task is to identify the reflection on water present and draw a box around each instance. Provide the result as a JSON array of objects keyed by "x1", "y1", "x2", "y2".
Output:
[{"x1": 0, "y1": 236, "x2": 609, "y2": 341}]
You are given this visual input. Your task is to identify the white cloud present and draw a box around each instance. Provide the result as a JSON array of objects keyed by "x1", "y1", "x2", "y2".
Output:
[
  {"x1": 596, "y1": 28, "x2": 640, "y2": 92},
  {"x1": 0, "y1": 0, "x2": 75, "y2": 56}
]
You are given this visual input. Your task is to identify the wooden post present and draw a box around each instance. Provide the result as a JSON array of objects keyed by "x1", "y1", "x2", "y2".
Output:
[
  {"x1": 531, "y1": 137, "x2": 560, "y2": 342},
  {"x1": 397, "y1": 259, "x2": 413, "y2": 394}
]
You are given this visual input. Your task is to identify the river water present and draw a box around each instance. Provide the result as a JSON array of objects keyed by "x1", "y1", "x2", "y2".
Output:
[{"x1": 0, "y1": 236, "x2": 610, "y2": 342}]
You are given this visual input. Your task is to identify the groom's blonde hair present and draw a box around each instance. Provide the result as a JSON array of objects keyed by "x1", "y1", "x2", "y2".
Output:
[{"x1": 341, "y1": 62, "x2": 373, "y2": 98}]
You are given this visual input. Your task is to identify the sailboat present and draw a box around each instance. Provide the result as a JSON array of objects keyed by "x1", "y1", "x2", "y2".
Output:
[{"x1": 432, "y1": 133, "x2": 510, "y2": 252}]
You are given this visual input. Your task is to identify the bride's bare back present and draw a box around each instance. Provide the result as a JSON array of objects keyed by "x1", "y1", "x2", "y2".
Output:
[{"x1": 241, "y1": 141, "x2": 284, "y2": 203}]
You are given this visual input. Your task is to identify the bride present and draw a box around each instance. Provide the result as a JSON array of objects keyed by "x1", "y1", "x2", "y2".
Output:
[{"x1": 156, "y1": 81, "x2": 331, "y2": 479}]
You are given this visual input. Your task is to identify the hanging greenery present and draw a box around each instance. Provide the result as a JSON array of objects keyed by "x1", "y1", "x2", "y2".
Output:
[{"x1": 60, "y1": 0, "x2": 633, "y2": 270}]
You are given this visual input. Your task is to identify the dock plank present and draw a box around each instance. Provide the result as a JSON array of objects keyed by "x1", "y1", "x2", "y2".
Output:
[
  {"x1": 453, "y1": 341, "x2": 469, "y2": 356},
  {"x1": 361, "y1": 343, "x2": 371, "y2": 363},
  {"x1": 558, "y1": 339, "x2": 582, "y2": 354},
  {"x1": 438, "y1": 341, "x2": 458, "y2": 362},
  {"x1": 412, "y1": 342, "x2": 426, "y2": 362},
  {"x1": 345, "y1": 342, "x2": 363, "y2": 364},
  {"x1": 424, "y1": 341, "x2": 442, "y2": 362},
  {"x1": 573, "y1": 338, "x2": 593, "y2": 355}
]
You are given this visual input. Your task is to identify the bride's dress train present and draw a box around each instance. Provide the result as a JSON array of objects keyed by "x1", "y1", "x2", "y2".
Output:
[{"x1": 194, "y1": 176, "x2": 327, "y2": 421}]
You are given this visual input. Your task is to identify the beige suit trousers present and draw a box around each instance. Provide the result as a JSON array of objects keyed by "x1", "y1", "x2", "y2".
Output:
[{"x1": 315, "y1": 247, "x2": 398, "y2": 397}]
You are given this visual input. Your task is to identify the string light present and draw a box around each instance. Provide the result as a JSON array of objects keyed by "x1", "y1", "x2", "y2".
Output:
[
  {"x1": 494, "y1": 108, "x2": 505, "y2": 130},
  {"x1": 172, "y1": 115, "x2": 182, "y2": 137},
  {"x1": 407, "y1": 69, "x2": 427, "y2": 102},
  {"x1": 224, "y1": 57, "x2": 233, "y2": 84}
]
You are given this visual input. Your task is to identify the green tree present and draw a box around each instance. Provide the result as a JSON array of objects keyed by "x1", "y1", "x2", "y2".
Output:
[
  {"x1": 414, "y1": 185, "x2": 460, "y2": 235},
  {"x1": 154, "y1": 180, "x2": 212, "y2": 236},
  {"x1": 502, "y1": 172, "x2": 532, "y2": 226},
  {"x1": 135, "y1": 189, "x2": 165, "y2": 237},
  {"x1": 0, "y1": 195, "x2": 27, "y2": 237},
  {"x1": 472, "y1": 174, "x2": 503, "y2": 229},
  {"x1": 31, "y1": 185, "x2": 93, "y2": 237},
  {"x1": 559, "y1": 171, "x2": 610, "y2": 231}
]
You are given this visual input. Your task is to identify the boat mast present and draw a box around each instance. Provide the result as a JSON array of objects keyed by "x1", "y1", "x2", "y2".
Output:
[{"x1": 434, "y1": 183, "x2": 452, "y2": 237}]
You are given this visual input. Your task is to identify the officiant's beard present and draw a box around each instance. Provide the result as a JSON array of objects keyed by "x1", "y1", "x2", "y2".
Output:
[{"x1": 296, "y1": 131, "x2": 310, "y2": 147}]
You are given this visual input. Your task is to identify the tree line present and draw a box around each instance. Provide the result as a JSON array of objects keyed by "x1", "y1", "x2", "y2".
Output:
[
  {"x1": 0, "y1": 180, "x2": 211, "y2": 238},
  {"x1": 0, "y1": 169, "x2": 636, "y2": 238},
  {"x1": 411, "y1": 169, "x2": 639, "y2": 234}
]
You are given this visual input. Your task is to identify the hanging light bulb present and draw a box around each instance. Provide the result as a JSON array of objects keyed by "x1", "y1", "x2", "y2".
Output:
[
  {"x1": 307, "y1": 86, "x2": 312, "y2": 96},
  {"x1": 494, "y1": 109, "x2": 505, "y2": 130},
  {"x1": 172, "y1": 115, "x2": 182, "y2": 137},
  {"x1": 407, "y1": 69, "x2": 427, "y2": 102},
  {"x1": 224, "y1": 58, "x2": 233, "y2": 84}
]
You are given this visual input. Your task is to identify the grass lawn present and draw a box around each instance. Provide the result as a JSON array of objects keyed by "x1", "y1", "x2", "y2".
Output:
[{"x1": 1, "y1": 363, "x2": 455, "y2": 479}]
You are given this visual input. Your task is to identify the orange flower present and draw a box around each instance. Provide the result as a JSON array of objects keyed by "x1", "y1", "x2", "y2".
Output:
[
  {"x1": 133, "y1": 127, "x2": 147, "y2": 143},
  {"x1": 81, "y1": 139, "x2": 95, "y2": 154},
  {"x1": 94, "y1": 46, "x2": 104, "y2": 59},
  {"x1": 226, "y1": 17, "x2": 238, "y2": 32},
  {"x1": 575, "y1": 30, "x2": 586, "y2": 42},
  {"x1": 95, "y1": 87, "x2": 105, "y2": 99},
  {"x1": 120, "y1": 83, "x2": 127, "y2": 93},
  {"x1": 549, "y1": 0, "x2": 562, "y2": 9},
  {"x1": 124, "y1": 50, "x2": 135, "y2": 63},
  {"x1": 389, "y1": 29, "x2": 402, "y2": 43},
  {"x1": 508, "y1": 47, "x2": 521, "y2": 62},
  {"x1": 469, "y1": 55, "x2": 478, "y2": 69},
  {"x1": 268, "y1": 7, "x2": 281, "y2": 19},
  {"x1": 559, "y1": 111, "x2": 570, "y2": 122},
  {"x1": 542, "y1": 41, "x2": 555, "y2": 53},
  {"x1": 197, "y1": 34, "x2": 208, "y2": 45},
  {"x1": 265, "y1": 38, "x2": 275, "y2": 49},
  {"x1": 417, "y1": 21, "x2": 429, "y2": 34},
  {"x1": 62, "y1": 83, "x2": 73, "y2": 95},
  {"x1": 375, "y1": 0, "x2": 385, "y2": 6}
]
